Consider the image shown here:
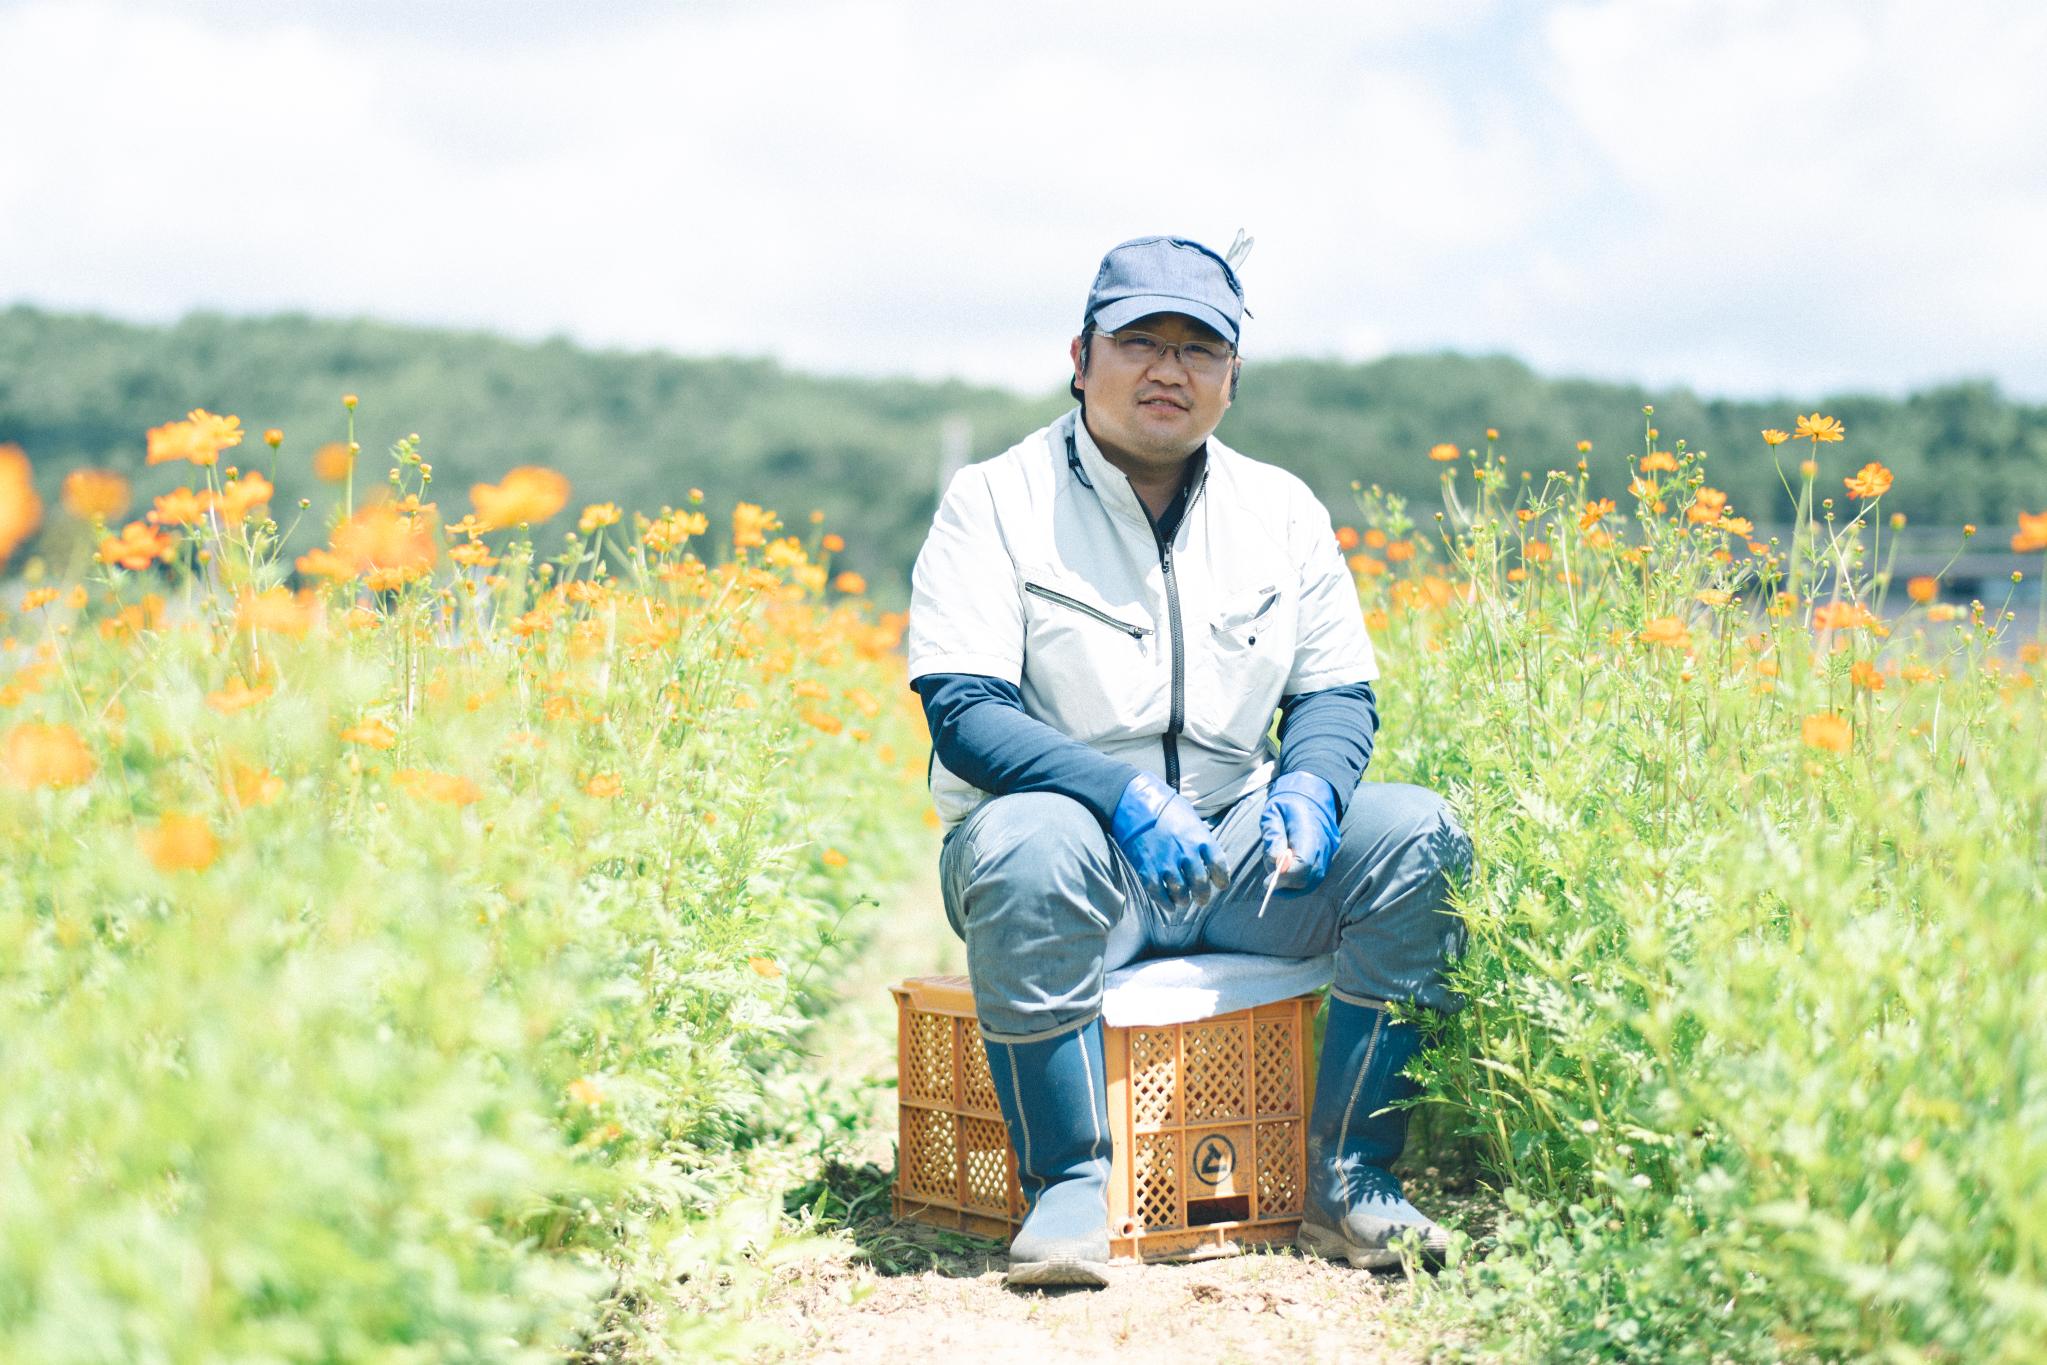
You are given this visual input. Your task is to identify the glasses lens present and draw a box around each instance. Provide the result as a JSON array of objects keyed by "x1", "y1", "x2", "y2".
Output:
[{"x1": 1108, "y1": 331, "x2": 1230, "y2": 377}]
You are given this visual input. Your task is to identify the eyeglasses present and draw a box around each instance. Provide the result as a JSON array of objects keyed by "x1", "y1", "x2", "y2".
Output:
[{"x1": 1098, "y1": 328, "x2": 1235, "y2": 379}]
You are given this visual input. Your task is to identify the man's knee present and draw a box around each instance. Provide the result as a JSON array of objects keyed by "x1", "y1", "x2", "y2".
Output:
[
  {"x1": 951, "y1": 791, "x2": 1120, "y2": 930},
  {"x1": 1341, "y1": 783, "x2": 1472, "y2": 886}
]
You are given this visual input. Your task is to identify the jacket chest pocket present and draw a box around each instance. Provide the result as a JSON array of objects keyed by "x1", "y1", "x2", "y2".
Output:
[
  {"x1": 1192, "y1": 583, "x2": 1296, "y2": 751},
  {"x1": 1019, "y1": 577, "x2": 1161, "y2": 743}
]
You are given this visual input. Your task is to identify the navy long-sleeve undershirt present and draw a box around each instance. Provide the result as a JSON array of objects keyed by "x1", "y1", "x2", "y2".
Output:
[{"x1": 911, "y1": 673, "x2": 1378, "y2": 828}]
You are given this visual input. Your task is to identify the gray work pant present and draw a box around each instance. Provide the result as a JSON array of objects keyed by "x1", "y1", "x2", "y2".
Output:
[{"x1": 940, "y1": 781, "x2": 1472, "y2": 1042}]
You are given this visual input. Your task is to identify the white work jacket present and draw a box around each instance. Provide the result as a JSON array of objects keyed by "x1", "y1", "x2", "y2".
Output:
[{"x1": 906, "y1": 407, "x2": 1379, "y2": 832}]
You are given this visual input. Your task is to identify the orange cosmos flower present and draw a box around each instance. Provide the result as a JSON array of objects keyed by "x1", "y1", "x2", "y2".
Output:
[
  {"x1": 98, "y1": 521, "x2": 177, "y2": 570},
  {"x1": 448, "y1": 539, "x2": 497, "y2": 568},
  {"x1": 1906, "y1": 576, "x2": 1939, "y2": 603},
  {"x1": 2014, "y1": 510, "x2": 2047, "y2": 554},
  {"x1": 1427, "y1": 442, "x2": 1461, "y2": 463},
  {"x1": 802, "y1": 707, "x2": 843, "y2": 735},
  {"x1": 568, "y1": 1077, "x2": 605, "y2": 1107},
  {"x1": 330, "y1": 502, "x2": 438, "y2": 579},
  {"x1": 470, "y1": 467, "x2": 569, "y2": 531},
  {"x1": 295, "y1": 546, "x2": 355, "y2": 579},
  {"x1": 1812, "y1": 601, "x2": 1879, "y2": 632},
  {"x1": 1639, "y1": 451, "x2": 1678, "y2": 473},
  {"x1": 1850, "y1": 659, "x2": 1885, "y2": 692},
  {"x1": 1794, "y1": 413, "x2": 1844, "y2": 444},
  {"x1": 1843, "y1": 462, "x2": 1893, "y2": 500},
  {"x1": 139, "y1": 813, "x2": 218, "y2": 872},
  {"x1": 1362, "y1": 528, "x2": 1388, "y2": 549},
  {"x1": 340, "y1": 717, "x2": 398, "y2": 750},
  {"x1": 1687, "y1": 488, "x2": 1729, "y2": 524},
  {"x1": 1335, "y1": 526, "x2": 1360, "y2": 551},
  {"x1": 1523, "y1": 540, "x2": 1552, "y2": 563},
  {"x1": 0, "y1": 443, "x2": 43, "y2": 564},
  {"x1": 215, "y1": 471, "x2": 274, "y2": 524},
  {"x1": 732, "y1": 501, "x2": 780, "y2": 549},
  {"x1": 1718, "y1": 515, "x2": 1754, "y2": 537},
  {"x1": 1386, "y1": 540, "x2": 1416, "y2": 563},
  {"x1": 235, "y1": 587, "x2": 313, "y2": 636},
  {"x1": 1579, "y1": 498, "x2": 1616, "y2": 531},
  {"x1": 149, "y1": 487, "x2": 211, "y2": 527},
  {"x1": 748, "y1": 956, "x2": 784, "y2": 979},
  {"x1": 227, "y1": 762, "x2": 283, "y2": 807},
  {"x1": 821, "y1": 848, "x2": 849, "y2": 868},
  {"x1": 393, "y1": 768, "x2": 482, "y2": 806},
  {"x1": 207, "y1": 676, "x2": 274, "y2": 714},
  {"x1": 584, "y1": 772, "x2": 623, "y2": 799},
  {"x1": 833, "y1": 570, "x2": 867, "y2": 595},
  {"x1": 145, "y1": 409, "x2": 243, "y2": 467},
  {"x1": 1696, "y1": 589, "x2": 1732, "y2": 606},
  {"x1": 312, "y1": 441, "x2": 355, "y2": 482},
  {"x1": 1348, "y1": 553, "x2": 1387, "y2": 577},
  {"x1": 1762, "y1": 429, "x2": 1790, "y2": 446},
  {"x1": 2, "y1": 722, "x2": 94, "y2": 789},
  {"x1": 1801, "y1": 713, "x2": 1852, "y2": 754},
  {"x1": 1639, "y1": 616, "x2": 1692, "y2": 650},
  {"x1": 578, "y1": 502, "x2": 621, "y2": 534},
  {"x1": 821, "y1": 532, "x2": 846, "y2": 553},
  {"x1": 60, "y1": 469, "x2": 131, "y2": 522}
]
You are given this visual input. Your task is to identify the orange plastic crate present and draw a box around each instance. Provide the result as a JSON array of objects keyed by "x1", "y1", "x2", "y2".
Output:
[{"x1": 891, "y1": 974, "x2": 1320, "y2": 1261}]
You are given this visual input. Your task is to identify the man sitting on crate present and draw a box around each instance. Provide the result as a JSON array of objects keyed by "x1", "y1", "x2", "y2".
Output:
[{"x1": 905, "y1": 235, "x2": 1472, "y2": 1287}]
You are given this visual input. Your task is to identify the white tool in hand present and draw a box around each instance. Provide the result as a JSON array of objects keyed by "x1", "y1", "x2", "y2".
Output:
[{"x1": 1256, "y1": 848, "x2": 1293, "y2": 919}]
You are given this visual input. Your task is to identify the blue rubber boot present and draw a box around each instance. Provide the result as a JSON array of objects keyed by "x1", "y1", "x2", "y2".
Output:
[
  {"x1": 984, "y1": 1018, "x2": 1112, "y2": 1288},
  {"x1": 1297, "y1": 995, "x2": 1451, "y2": 1270}
]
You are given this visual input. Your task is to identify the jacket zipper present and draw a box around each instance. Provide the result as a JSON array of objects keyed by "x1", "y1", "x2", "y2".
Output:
[
  {"x1": 1154, "y1": 461, "x2": 1209, "y2": 791},
  {"x1": 1023, "y1": 583, "x2": 1152, "y2": 639}
]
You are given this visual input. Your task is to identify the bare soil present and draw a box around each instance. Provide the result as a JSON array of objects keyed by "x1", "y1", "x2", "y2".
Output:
[{"x1": 742, "y1": 847, "x2": 1494, "y2": 1364}]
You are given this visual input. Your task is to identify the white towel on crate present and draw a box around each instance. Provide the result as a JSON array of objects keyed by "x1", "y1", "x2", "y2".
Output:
[{"x1": 1100, "y1": 951, "x2": 1334, "y2": 1027}]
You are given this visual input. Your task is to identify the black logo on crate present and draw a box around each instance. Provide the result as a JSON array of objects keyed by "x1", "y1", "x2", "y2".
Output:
[{"x1": 1193, "y1": 1133, "x2": 1237, "y2": 1186}]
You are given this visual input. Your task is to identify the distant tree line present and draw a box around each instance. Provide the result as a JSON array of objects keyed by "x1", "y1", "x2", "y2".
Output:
[{"x1": 3, "y1": 305, "x2": 2043, "y2": 602}]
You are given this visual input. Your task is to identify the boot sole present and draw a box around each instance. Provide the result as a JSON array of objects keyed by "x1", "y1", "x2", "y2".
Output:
[
  {"x1": 1296, "y1": 1220, "x2": 1406, "y2": 1271},
  {"x1": 1004, "y1": 1257, "x2": 1111, "y2": 1289}
]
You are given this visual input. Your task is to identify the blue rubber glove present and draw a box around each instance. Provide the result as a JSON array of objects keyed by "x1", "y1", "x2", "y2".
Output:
[
  {"x1": 1111, "y1": 772, "x2": 1229, "y2": 918},
  {"x1": 1260, "y1": 771, "x2": 1341, "y2": 893}
]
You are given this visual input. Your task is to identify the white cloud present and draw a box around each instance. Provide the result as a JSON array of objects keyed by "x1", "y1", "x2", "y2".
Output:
[{"x1": 0, "y1": 0, "x2": 2040, "y2": 397}]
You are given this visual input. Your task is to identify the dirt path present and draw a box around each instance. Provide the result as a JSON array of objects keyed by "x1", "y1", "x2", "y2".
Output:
[{"x1": 754, "y1": 840, "x2": 1485, "y2": 1364}]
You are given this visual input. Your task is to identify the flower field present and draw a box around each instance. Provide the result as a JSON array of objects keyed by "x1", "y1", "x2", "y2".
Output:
[
  {"x1": 0, "y1": 408, "x2": 929, "y2": 1359},
  {"x1": 4, "y1": 398, "x2": 2045, "y2": 1362},
  {"x1": 1365, "y1": 415, "x2": 2047, "y2": 1361}
]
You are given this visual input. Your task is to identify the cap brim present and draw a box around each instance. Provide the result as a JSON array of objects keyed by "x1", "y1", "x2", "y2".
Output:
[{"x1": 1091, "y1": 295, "x2": 1238, "y2": 347}]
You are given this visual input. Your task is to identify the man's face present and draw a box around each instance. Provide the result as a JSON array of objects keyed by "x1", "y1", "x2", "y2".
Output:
[{"x1": 1070, "y1": 312, "x2": 1237, "y2": 476}]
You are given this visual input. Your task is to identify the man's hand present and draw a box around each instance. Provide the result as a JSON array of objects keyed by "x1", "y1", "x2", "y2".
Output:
[
  {"x1": 1260, "y1": 772, "x2": 1341, "y2": 893},
  {"x1": 1111, "y1": 772, "x2": 1229, "y2": 918}
]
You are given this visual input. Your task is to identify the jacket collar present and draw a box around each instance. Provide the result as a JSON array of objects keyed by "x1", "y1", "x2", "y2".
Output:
[{"x1": 1060, "y1": 407, "x2": 1212, "y2": 542}]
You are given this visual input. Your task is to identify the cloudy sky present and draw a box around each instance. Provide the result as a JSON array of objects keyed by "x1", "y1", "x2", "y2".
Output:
[{"x1": 2, "y1": 0, "x2": 2043, "y2": 399}]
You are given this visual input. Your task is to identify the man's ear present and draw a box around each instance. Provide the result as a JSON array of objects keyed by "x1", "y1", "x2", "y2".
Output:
[
  {"x1": 1070, "y1": 334, "x2": 1087, "y2": 392},
  {"x1": 1227, "y1": 357, "x2": 1241, "y2": 403}
]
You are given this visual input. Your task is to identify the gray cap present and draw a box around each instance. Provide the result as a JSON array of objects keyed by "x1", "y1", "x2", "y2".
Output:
[{"x1": 1083, "y1": 235, "x2": 1246, "y2": 347}]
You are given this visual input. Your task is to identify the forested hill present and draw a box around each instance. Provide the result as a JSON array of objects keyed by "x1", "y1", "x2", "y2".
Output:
[{"x1": 5, "y1": 305, "x2": 2043, "y2": 600}]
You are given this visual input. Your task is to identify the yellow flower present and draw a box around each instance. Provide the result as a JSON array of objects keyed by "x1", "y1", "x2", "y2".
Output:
[
  {"x1": 1843, "y1": 462, "x2": 1893, "y2": 500},
  {"x1": 0, "y1": 443, "x2": 44, "y2": 564},
  {"x1": 145, "y1": 409, "x2": 243, "y2": 467},
  {"x1": 584, "y1": 773, "x2": 623, "y2": 799},
  {"x1": 1576, "y1": 439, "x2": 1592, "y2": 454},
  {"x1": 470, "y1": 467, "x2": 570, "y2": 531},
  {"x1": 1639, "y1": 451, "x2": 1678, "y2": 473},
  {"x1": 1427, "y1": 442, "x2": 1461, "y2": 463},
  {"x1": 1695, "y1": 589, "x2": 1732, "y2": 607},
  {"x1": 748, "y1": 956, "x2": 783, "y2": 979},
  {"x1": 1761, "y1": 429, "x2": 1789, "y2": 446},
  {"x1": 1801, "y1": 713, "x2": 1852, "y2": 754},
  {"x1": 60, "y1": 469, "x2": 131, "y2": 522},
  {"x1": 578, "y1": 502, "x2": 621, "y2": 534},
  {"x1": 568, "y1": 1077, "x2": 605, "y2": 1107},
  {"x1": 139, "y1": 813, "x2": 218, "y2": 872},
  {"x1": 821, "y1": 848, "x2": 849, "y2": 868},
  {"x1": 2, "y1": 722, "x2": 95, "y2": 789},
  {"x1": 263, "y1": 427, "x2": 284, "y2": 449},
  {"x1": 1794, "y1": 413, "x2": 1845, "y2": 444},
  {"x1": 227, "y1": 762, "x2": 283, "y2": 807}
]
